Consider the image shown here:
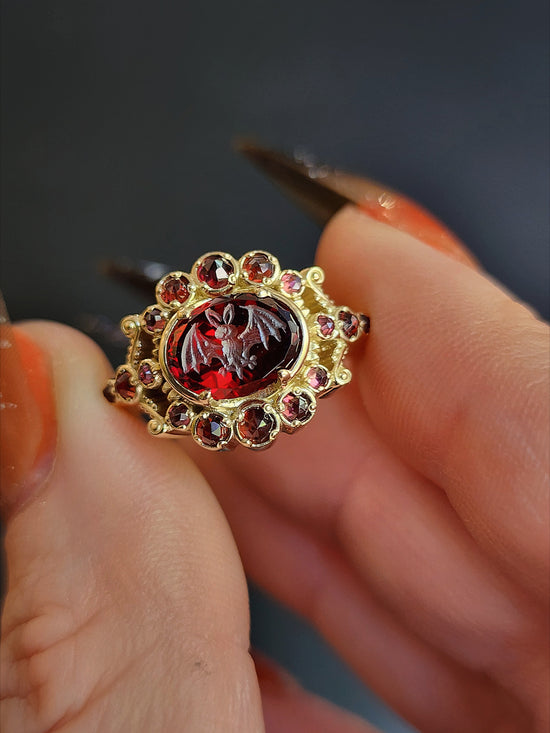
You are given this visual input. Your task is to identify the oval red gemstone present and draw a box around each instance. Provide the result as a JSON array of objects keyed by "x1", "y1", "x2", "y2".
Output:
[
  {"x1": 143, "y1": 307, "x2": 166, "y2": 333},
  {"x1": 167, "y1": 403, "x2": 191, "y2": 429},
  {"x1": 242, "y1": 253, "x2": 275, "y2": 283},
  {"x1": 164, "y1": 293, "x2": 303, "y2": 400},
  {"x1": 281, "y1": 392, "x2": 313, "y2": 422},
  {"x1": 237, "y1": 405, "x2": 277, "y2": 444},
  {"x1": 338, "y1": 310, "x2": 359, "y2": 339},
  {"x1": 197, "y1": 255, "x2": 234, "y2": 289},
  {"x1": 158, "y1": 274, "x2": 189, "y2": 304},
  {"x1": 281, "y1": 271, "x2": 302, "y2": 294},
  {"x1": 195, "y1": 413, "x2": 231, "y2": 447},
  {"x1": 307, "y1": 366, "x2": 328, "y2": 390},
  {"x1": 316, "y1": 314, "x2": 335, "y2": 337},
  {"x1": 115, "y1": 369, "x2": 136, "y2": 401}
]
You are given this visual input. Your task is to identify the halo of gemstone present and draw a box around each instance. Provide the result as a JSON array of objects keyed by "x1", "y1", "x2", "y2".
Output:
[
  {"x1": 307, "y1": 366, "x2": 329, "y2": 390},
  {"x1": 115, "y1": 368, "x2": 137, "y2": 401},
  {"x1": 164, "y1": 292, "x2": 304, "y2": 401},
  {"x1": 242, "y1": 252, "x2": 276, "y2": 283},
  {"x1": 338, "y1": 310, "x2": 360, "y2": 339},
  {"x1": 194, "y1": 412, "x2": 231, "y2": 448},
  {"x1": 316, "y1": 314, "x2": 335, "y2": 337},
  {"x1": 280, "y1": 391, "x2": 315, "y2": 424},
  {"x1": 143, "y1": 306, "x2": 166, "y2": 334},
  {"x1": 281, "y1": 271, "x2": 303, "y2": 294},
  {"x1": 167, "y1": 402, "x2": 191, "y2": 430},
  {"x1": 237, "y1": 404, "x2": 278, "y2": 446},
  {"x1": 157, "y1": 273, "x2": 190, "y2": 305},
  {"x1": 197, "y1": 254, "x2": 234, "y2": 290}
]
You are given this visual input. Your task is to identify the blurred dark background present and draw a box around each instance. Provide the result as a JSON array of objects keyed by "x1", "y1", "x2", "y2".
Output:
[{"x1": 1, "y1": 1, "x2": 548, "y2": 730}]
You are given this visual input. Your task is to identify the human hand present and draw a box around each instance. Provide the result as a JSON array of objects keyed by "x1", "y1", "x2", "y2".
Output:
[{"x1": 1, "y1": 201, "x2": 548, "y2": 732}]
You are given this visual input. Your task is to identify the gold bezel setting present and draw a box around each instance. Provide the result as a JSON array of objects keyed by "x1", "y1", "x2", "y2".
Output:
[{"x1": 105, "y1": 250, "x2": 369, "y2": 451}]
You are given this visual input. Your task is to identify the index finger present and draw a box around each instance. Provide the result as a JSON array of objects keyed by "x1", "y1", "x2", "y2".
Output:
[{"x1": 317, "y1": 205, "x2": 549, "y2": 600}]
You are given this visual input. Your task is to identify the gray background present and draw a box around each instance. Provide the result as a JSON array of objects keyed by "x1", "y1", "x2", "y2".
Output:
[{"x1": 1, "y1": 1, "x2": 548, "y2": 730}]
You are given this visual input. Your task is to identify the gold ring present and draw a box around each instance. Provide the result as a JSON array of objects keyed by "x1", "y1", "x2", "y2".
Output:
[{"x1": 104, "y1": 250, "x2": 369, "y2": 451}]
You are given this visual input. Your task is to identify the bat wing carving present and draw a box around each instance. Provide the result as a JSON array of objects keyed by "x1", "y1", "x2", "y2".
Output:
[
  {"x1": 181, "y1": 322, "x2": 223, "y2": 373},
  {"x1": 239, "y1": 305, "x2": 285, "y2": 357}
]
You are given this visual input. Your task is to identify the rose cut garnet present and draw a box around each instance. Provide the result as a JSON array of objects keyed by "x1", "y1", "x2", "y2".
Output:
[
  {"x1": 164, "y1": 292, "x2": 303, "y2": 400},
  {"x1": 115, "y1": 369, "x2": 136, "y2": 401},
  {"x1": 195, "y1": 413, "x2": 230, "y2": 447},
  {"x1": 197, "y1": 255, "x2": 234, "y2": 290},
  {"x1": 167, "y1": 403, "x2": 191, "y2": 429},
  {"x1": 281, "y1": 272, "x2": 302, "y2": 294},
  {"x1": 242, "y1": 253, "x2": 275, "y2": 283},
  {"x1": 143, "y1": 307, "x2": 166, "y2": 333},
  {"x1": 316, "y1": 314, "x2": 335, "y2": 337},
  {"x1": 281, "y1": 392, "x2": 313, "y2": 423},
  {"x1": 307, "y1": 366, "x2": 329, "y2": 390},
  {"x1": 338, "y1": 310, "x2": 360, "y2": 339},
  {"x1": 158, "y1": 274, "x2": 189, "y2": 305},
  {"x1": 138, "y1": 361, "x2": 158, "y2": 387},
  {"x1": 237, "y1": 405, "x2": 277, "y2": 445}
]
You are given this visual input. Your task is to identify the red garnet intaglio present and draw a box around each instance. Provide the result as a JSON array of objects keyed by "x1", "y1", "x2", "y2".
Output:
[
  {"x1": 237, "y1": 405, "x2": 277, "y2": 446},
  {"x1": 164, "y1": 292, "x2": 304, "y2": 401},
  {"x1": 242, "y1": 253, "x2": 275, "y2": 283},
  {"x1": 197, "y1": 254, "x2": 234, "y2": 290},
  {"x1": 195, "y1": 413, "x2": 231, "y2": 448}
]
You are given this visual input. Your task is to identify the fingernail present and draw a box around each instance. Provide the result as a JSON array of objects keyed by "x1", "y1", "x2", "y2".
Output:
[
  {"x1": 251, "y1": 650, "x2": 300, "y2": 694},
  {"x1": 0, "y1": 295, "x2": 57, "y2": 516},
  {"x1": 237, "y1": 141, "x2": 478, "y2": 269}
]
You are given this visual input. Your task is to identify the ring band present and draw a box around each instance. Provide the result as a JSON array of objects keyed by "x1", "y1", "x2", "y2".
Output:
[{"x1": 104, "y1": 250, "x2": 369, "y2": 451}]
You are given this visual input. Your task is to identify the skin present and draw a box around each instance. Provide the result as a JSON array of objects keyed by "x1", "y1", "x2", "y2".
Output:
[{"x1": 1, "y1": 205, "x2": 548, "y2": 732}]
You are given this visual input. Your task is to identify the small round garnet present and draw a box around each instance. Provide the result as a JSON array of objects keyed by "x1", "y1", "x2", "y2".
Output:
[
  {"x1": 197, "y1": 255, "x2": 234, "y2": 290},
  {"x1": 316, "y1": 314, "x2": 335, "y2": 337},
  {"x1": 307, "y1": 366, "x2": 329, "y2": 390},
  {"x1": 143, "y1": 307, "x2": 166, "y2": 333},
  {"x1": 115, "y1": 369, "x2": 137, "y2": 401},
  {"x1": 138, "y1": 361, "x2": 159, "y2": 387},
  {"x1": 237, "y1": 405, "x2": 277, "y2": 445},
  {"x1": 158, "y1": 274, "x2": 190, "y2": 305},
  {"x1": 242, "y1": 253, "x2": 275, "y2": 283},
  {"x1": 167, "y1": 403, "x2": 191, "y2": 430},
  {"x1": 338, "y1": 310, "x2": 360, "y2": 339},
  {"x1": 281, "y1": 271, "x2": 303, "y2": 294},
  {"x1": 281, "y1": 392, "x2": 314, "y2": 423},
  {"x1": 195, "y1": 413, "x2": 231, "y2": 448}
]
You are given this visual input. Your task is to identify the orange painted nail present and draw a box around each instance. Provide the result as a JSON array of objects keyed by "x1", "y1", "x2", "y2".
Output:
[{"x1": 0, "y1": 297, "x2": 57, "y2": 516}]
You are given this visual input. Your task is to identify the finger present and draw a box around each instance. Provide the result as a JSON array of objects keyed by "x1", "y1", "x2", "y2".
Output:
[
  {"x1": 199, "y1": 457, "x2": 529, "y2": 733},
  {"x1": 1, "y1": 321, "x2": 263, "y2": 733},
  {"x1": 317, "y1": 205, "x2": 550, "y2": 600},
  {"x1": 254, "y1": 653, "x2": 380, "y2": 733}
]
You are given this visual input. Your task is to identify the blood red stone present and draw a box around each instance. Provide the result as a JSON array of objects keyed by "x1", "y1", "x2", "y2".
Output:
[
  {"x1": 281, "y1": 392, "x2": 313, "y2": 422},
  {"x1": 307, "y1": 366, "x2": 329, "y2": 390},
  {"x1": 237, "y1": 405, "x2": 276, "y2": 444},
  {"x1": 167, "y1": 403, "x2": 191, "y2": 429},
  {"x1": 242, "y1": 253, "x2": 275, "y2": 283},
  {"x1": 197, "y1": 255, "x2": 234, "y2": 289},
  {"x1": 164, "y1": 292, "x2": 303, "y2": 400},
  {"x1": 143, "y1": 307, "x2": 166, "y2": 333},
  {"x1": 138, "y1": 361, "x2": 158, "y2": 387},
  {"x1": 338, "y1": 310, "x2": 360, "y2": 339},
  {"x1": 158, "y1": 274, "x2": 189, "y2": 304},
  {"x1": 195, "y1": 413, "x2": 230, "y2": 447},
  {"x1": 316, "y1": 314, "x2": 335, "y2": 337},
  {"x1": 115, "y1": 369, "x2": 136, "y2": 400}
]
